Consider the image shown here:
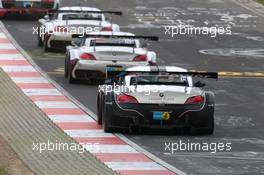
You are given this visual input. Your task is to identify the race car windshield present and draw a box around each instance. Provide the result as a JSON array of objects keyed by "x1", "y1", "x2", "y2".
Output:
[
  {"x1": 62, "y1": 13, "x2": 102, "y2": 21},
  {"x1": 90, "y1": 38, "x2": 136, "y2": 47},
  {"x1": 130, "y1": 74, "x2": 189, "y2": 86}
]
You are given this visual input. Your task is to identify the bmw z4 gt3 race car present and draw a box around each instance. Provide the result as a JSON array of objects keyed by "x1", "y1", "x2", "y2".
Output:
[
  {"x1": 37, "y1": 6, "x2": 121, "y2": 51},
  {"x1": 64, "y1": 32, "x2": 158, "y2": 84},
  {"x1": 97, "y1": 66, "x2": 218, "y2": 135},
  {"x1": 0, "y1": 0, "x2": 59, "y2": 18}
]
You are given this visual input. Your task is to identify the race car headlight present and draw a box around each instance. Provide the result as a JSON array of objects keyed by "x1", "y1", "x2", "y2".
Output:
[
  {"x1": 184, "y1": 95, "x2": 204, "y2": 105},
  {"x1": 117, "y1": 94, "x2": 138, "y2": 104}
]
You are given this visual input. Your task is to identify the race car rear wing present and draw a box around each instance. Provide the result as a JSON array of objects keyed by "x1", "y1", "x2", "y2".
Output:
[
  {"x1": 72, "y1": 34, "x2": 159, "y2": 41},
  {"x1": 57, "y1": 10, "x2": 122, "y2": 15},
  {"x1": 46, "y1": 10, "x2": 122, "y2": 17},
  {"x1": 105, "y1": 66, "x2": 218, "y2": 84}
]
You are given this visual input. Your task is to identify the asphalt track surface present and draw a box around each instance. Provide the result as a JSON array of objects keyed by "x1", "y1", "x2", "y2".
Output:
[{"x1": 3, "y1": 0, "x2": 264, "y2": 174}]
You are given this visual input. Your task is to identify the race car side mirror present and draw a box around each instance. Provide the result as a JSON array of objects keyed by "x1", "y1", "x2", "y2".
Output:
[{"x1": 194, "y1": 81, "x2": 206, "y2": 88}]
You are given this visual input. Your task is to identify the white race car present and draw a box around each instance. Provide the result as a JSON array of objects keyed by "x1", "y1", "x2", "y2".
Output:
[
  {"x1": 97, "y1": 66, "x2": 218, "y2": 134},
  {"x1": 64, "y1": 31, "x2": 158, "y2": 84},
  {"x1": 0, "y1": 0, "x2": 59, "y2": 18},
  {"x1": 37, "y1": 6, "x2": 121, "y2": 51}
]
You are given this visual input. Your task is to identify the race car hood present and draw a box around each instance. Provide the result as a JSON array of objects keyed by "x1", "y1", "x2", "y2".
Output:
[
  {"x1": 84, "y1": 47, "x2": 147, "y2": 61},
  {"x1": 125, "y1": 85, "x2": 203, "y2": 104}
]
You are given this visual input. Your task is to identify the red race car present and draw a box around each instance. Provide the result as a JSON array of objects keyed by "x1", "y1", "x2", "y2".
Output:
[{"x1": 0, "y1": 0, "x2": 60, "y2": 18}]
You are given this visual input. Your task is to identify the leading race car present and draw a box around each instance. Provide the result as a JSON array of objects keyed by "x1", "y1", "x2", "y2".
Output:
[
  {"x1": 97, "y1": 66, "x2": 218, "y2": 135},
  {"x1": 0, "y1": 0, "x2": 60, "y2": 18},
  {"x1": 64, "y1": 32, "x2": 158, "y2": 84},
  {"x1": 37, "y1": 6, "x2": 122, "y2": 51}
]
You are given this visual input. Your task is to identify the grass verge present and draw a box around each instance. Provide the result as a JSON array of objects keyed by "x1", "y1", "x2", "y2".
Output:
[
  {"x1": 256, "y1": 0, "x2": 264, "y2": 5},
  {"x1": 0, "y1": 168, "x2": 8, "y2": 175}
]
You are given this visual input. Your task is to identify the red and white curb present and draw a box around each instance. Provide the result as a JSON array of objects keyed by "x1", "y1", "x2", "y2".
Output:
[{"x1": 0, "y1": 25, "x2": 185, "y2": 175}]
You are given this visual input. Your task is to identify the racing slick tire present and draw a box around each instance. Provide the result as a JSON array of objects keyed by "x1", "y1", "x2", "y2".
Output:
[
  {"x1": 37, "y1": 26, "x2": 43, "y2": 47},
  {"x1": 68, "y1": 72, "x2": 78, "y2": 84},
  {"x1": 102, "y1": 102, "x2": 113, "y2": 133},
  {"x1": 37, "y1": 36, "x2": 43, "y2": 47},
  {"x1": 96, "y1": 94, "x2": 103, "y2": 125},
  {"x1": 64, "y1": 54, "x2": 69, "y2": 78},
  {"x1": 64, "y1": 54, "x2": 79, "y2": 84},
  {"x1": 190, "y1": 92, "x2": 215, "y2": 135},
  {"x1": 43, "y1": 40, "x2": 51, "y2": 52}
]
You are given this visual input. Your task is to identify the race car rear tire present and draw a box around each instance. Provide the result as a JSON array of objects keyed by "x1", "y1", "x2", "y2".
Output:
[
  {"x1": 69, "y1": 73, "x2": 78, "y2": 84},
  {"x1": 64, "y1": 54, "x2": 69, "y2": 78},
  {"x1": 43, "y1": 41, "x2": 51, "y2": 52},
  {"x1": 190, "y1": 118, "x2": 214, "y2": 135},
  {"x1": 102, "y1": 104, "x2": 113, "y2": 133},
  {"x1": 96, "y1": 94, "x2": 102, "y2": 125},
  {"x1": 37, "y1": 34, "x2": 43, "y2": 47}
]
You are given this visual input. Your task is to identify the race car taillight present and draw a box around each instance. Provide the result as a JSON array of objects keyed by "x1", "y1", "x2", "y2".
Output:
[
  {"x1": 184, "y1": 95, "x2": 204, "y2": 105},
  {"x1": 101, "y1": 27, "x2": 113, "y2": 31},
  {"x1": 117, "y1": 94, "x2": 138, "y2": 104},
  {"x1": 80, "y1": 53, "x2": 96, "y2": 60},
  {"x1": 133, "y1": 55, "x2": 147, "y2": 62},
  {"x1": 54, "y1": 26, "x2": 68, "y2": 33}
]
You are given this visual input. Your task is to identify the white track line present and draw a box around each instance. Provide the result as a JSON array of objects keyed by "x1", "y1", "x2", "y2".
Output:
[
  {"x1": 0, "y1": 54, "x2": 25, "y2": 60},
  {"x1": 84, "y1": 145, "x2": 138, "y2": 154},
  {"x1": 48, "y1": 115, "x2": 95, "y2": 123},
  {"x1": 35, "y1": 101, "x2": 78, "y2": 109},
  {"x1": 1, "y1": 65, "x2": 36, "y2": 72},
  {"x1": 11, "y1": 77, "x2": 50, "y2": 84},
  {"x1": 65, "y1": 129, "x2": 116, "y2": 138},
  {"x1": 105, "y1": 162, "x2": 167, "y2": 171},
  {"x1": 22, "y1": 89, "x2": 62, "y2": 96}
]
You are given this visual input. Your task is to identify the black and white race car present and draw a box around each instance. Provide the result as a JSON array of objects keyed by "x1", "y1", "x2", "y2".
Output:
[
  {"x1": 37, "y1": 6, "x2": 121, "y2": 51},
  {"x1": 64, "y1": 32, "x2": 158, "y2": 84},
  {"x1": 97, "y1": 66, "x2": 218, "y2": 135}
]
